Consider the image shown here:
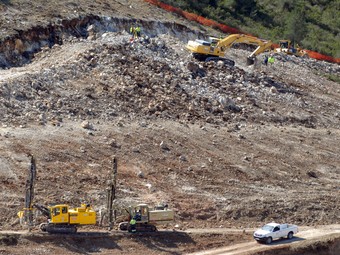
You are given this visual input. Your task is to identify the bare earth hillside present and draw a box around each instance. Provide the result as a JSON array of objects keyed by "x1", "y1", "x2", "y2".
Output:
[{"x1": 0, "y1": 0, "x2": 339, "y2": 254}]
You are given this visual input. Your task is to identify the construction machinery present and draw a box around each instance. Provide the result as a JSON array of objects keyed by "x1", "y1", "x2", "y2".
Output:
[
  {"x1": 17, "y1": 155, "x2": 97, "y2": 234},
  {"x1": 274, "y1": 40, "x2": 308, "y2": 57},
  {"x1": 18, "y1": 203, "x2": 97, "y2": 233},
  {"x1": 118, "y1": 203, "x2": 174, "y2": 232},
  {"x1": 186, "y1": 34, "x2": 272, "y2": 66},
  {"x1": 18, "y1": 155, "x2": 173, "y2": 234}
]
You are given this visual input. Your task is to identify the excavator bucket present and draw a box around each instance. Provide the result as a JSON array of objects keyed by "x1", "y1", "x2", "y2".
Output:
[{"x1": 247, "y1": 57, "x2": 255, "y2": 65}]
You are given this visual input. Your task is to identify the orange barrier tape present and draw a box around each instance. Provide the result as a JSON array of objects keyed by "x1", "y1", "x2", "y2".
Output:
[
  {"x1": 144, "y1": 0, "x2": 339, "y2": 64},
  {"x1": 306, "y1": 50, "x2": 340, "y2": 63},
  {"x1": 144, "y1": 0, "x2": 245, "y2": 34}
]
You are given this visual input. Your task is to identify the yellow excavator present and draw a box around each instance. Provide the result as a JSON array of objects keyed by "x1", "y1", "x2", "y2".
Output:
[
  {"x1": 274, "y1": 40, "x2": 308, "y2": 57},
  {"x1": 186, "y1": 34, "x2": 272, "y2": 66}
]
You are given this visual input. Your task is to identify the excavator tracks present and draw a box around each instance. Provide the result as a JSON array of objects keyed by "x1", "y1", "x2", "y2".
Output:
[
  {"x1": 205, "y1": 56, "x2": 235, "y2": 67},
  {"x1": 40, "y1": 223, "x2": 77, "y2": 234},
  {"x1": 193, "y1": 53, "x2": 235, "y2": 67}
]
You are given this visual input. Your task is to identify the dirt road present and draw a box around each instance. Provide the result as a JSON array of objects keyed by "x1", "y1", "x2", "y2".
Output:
[
  {"x1": 187, "y1": 224, "x2": 340, "y2": 255},
  {"x1": 0, "y1": 225, "x2": 339, "y2": 254}
]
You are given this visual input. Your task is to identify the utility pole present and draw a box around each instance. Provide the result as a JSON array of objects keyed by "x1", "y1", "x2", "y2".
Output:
[{"x1": 107, "y1": 156, "x2": 117, "y2": 230}]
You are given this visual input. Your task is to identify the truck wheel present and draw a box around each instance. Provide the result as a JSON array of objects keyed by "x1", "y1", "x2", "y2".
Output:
[
  {"x1": 265, "y1": 237, "x2": 272, "y2": 244},
  {"x1": 287, "y1": 232, "x2": 294, "y2": 239}
]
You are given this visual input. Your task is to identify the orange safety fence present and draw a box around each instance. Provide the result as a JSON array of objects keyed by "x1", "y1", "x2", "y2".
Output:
[
  {"x1": 144, "y1": 0, "x2": 245, "y2": 34},
  {"x1": 305, "y1": 50, "x2": 339, "y2": 63},
  {"x1": 144, "y1": 0, "x2": 340, "y2": 64}
]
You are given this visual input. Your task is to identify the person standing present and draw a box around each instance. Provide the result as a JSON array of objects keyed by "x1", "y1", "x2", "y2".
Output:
[
  {"x1": 129, "y1": 26, "x2": 137, "y2": 40},
  {"x1": 129, "y1": 217, "x2": 137, "y2": 233},
  {"x1": 129, "y1": 26, "x2": 135, "y2": 35},
  {"x1": 264, "y1": 55, "x2": 268, "y2": 66},
  {"x1": 135, "y1": 26, "x2": 141, "y2": 37}
]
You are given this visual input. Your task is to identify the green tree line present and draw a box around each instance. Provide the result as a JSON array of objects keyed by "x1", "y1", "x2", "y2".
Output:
[{"x1": 161, "y1": 0, "x2": 340, "y2": 58}]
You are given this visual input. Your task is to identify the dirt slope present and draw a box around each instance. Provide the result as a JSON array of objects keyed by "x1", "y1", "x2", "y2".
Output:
[{"x1": 0, "y1": 0, "x2": 339, "y2": 254}]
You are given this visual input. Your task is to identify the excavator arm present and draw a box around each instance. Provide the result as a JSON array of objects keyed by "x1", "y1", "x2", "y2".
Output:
[
  {"x1": 217, "y1": 34, "x2": 272, "y2": 65},
  {"x1": 216, "y1": 34, "x2": 271, "y2": 49}
]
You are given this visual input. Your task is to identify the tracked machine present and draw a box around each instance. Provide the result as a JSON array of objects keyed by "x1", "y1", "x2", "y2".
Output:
[
  {"x1": 119, "y1": 203, "x2": 174, "y2": 232},
  {"x1": 17, "y1": 155, "x2": 97, "y2": 233},
  {"x1": 186, "y1": 34, "x2": 272, "y2": 66},
  {"x1": 19, "y1": 203, "x2": 97, "y2": 233},
  {"x1": 274, "y1": 40, "x2": 308, "y2": 58},
  {"x1": 17, "y1": 156, "x2": 173, "y2": 234}
]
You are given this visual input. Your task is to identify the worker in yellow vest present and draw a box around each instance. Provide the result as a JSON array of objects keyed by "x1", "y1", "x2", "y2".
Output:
[
  {"x1": 268, "y1": 55, "x2": 275, "y2": 64},
  {"x1": 129, "y1": 217, "x2": 137, "y2": 233},
  {"x1": 129, "y1": 26, "x2": 135, "y2": 35},
  {"x1": 135, "y1": 26, "x2": 141, "y2": 37}
]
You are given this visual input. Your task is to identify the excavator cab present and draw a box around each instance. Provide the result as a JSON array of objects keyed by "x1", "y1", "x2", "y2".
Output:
[
  {"x1": 50, "y1": 204, "x2": 69, "y2": 224},
  {"x1": 279, "y1": 40, "x2": 290, "y2": 49},
  {"x1": 279, "y1": 40, "x2": 297, "y2": 53},
  {"x1": 131, "y1": 204, "x2": 149, "y2": 223},
  {"x1": 209, "y1": 37, "x2": 220, "y2": 47}
]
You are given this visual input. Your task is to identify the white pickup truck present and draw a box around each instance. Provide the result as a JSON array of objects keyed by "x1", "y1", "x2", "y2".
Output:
[{"x1": 253, "y1": 223, "x2": 298, "y2": 244}]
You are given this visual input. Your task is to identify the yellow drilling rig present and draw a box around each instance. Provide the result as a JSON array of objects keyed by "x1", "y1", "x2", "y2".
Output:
[{"x1": 17, "y1": 155, "x2": 96, "y2": 234}]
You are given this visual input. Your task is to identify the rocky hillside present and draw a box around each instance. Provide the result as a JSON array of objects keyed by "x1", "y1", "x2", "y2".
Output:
[{"x1": 0, "y1": 0, "x2": 339, "y2": 236}]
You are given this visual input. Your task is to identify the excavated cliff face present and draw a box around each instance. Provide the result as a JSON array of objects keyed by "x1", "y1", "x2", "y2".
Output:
[{"x1": 0, "y1": 15, "x2": 202, "y2": 68}]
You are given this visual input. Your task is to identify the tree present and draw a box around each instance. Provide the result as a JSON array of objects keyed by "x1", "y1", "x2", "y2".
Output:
[
  {"x1": 284, "y1": 0, "x2": 307, "y2": 44},
  {"x1": 232, "y1": 0, "x2": 257, "y2": 16}
]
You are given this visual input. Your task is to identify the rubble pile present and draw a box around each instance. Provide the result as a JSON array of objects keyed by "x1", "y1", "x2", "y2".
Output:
[{"x1": 1, "y1": 32, "x2": 339, "y2": 129}]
